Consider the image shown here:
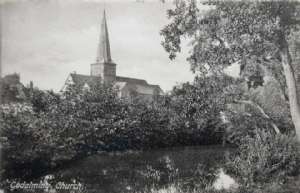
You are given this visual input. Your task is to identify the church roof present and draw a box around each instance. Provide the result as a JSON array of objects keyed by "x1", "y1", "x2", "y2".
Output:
[
  {"x1": 135, "y1": 84, "x2": 161, "y2": 95},
  {"x1": 70, "y1": 74, "x2": 149, "y2": 86},
  {"x1": 67, "y1": 73, "x2": 163, "y2": 95},
  {"x1": 116, "y1": 76, "x2": 148, "y2": 85},
  {"x1": 69, "y1": 73, "x2": 101, "y2": 87},
  {"x1": 116, "y1": 76, "x2": 162, "y2": 92}
]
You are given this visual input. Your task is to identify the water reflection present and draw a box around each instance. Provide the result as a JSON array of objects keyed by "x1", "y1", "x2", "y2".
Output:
[
  {"x1": 50, "y1": 146, "x2": 233, "y2": 193},
  {"x1": 8, "y1": 146, "x2": 236, "y2": 193}
]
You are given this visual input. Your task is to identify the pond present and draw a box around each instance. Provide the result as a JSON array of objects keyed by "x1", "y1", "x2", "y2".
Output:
[
  {"x1": 40, "y1": 145, "x2": 236, "y2": 193},
  {"x1": 4, "y1": 146, "x2": 236, "y2": 193}
]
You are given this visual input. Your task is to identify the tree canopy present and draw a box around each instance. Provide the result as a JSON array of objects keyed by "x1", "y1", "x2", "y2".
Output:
[{"x1": 161, "y1": 0, "x2": 300, "y2": 140}]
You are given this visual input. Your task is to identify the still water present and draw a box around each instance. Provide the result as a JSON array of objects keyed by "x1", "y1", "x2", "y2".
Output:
[{"x1": 45, "y1": 145, "x2": 235, "y2": 193}]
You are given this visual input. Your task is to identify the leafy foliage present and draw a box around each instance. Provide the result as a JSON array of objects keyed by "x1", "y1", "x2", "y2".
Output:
[
  {"x1": 161, "y1": 0, "x2": 299, "y2": 93},
  {"x1": 167, "y1": 74, "x2": 238, "y2": 145},
  {"x1": 226, "y1": 130, "x2": 300, "y2": 187},
  {"x1": 0, "y1": 76, "x2": 230, "y2": 183}
]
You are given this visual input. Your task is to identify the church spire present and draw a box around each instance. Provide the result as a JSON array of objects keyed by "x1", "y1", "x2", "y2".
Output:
[
  {"x1": 96, "y1": 10, "x2": 112, "y2": 63},
  {"x1": 91, "y1": 9, "x2": 116, "y2": 82}
]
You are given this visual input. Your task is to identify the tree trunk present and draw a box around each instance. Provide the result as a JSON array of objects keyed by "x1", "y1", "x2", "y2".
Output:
[{"x1": 280, "y1": 42, "x2": 300, "y2": 141}]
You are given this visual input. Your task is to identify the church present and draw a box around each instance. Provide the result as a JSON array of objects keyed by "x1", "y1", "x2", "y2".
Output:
[{"x1": 62, "y1": 10, "x2": 163, "y2": 100}]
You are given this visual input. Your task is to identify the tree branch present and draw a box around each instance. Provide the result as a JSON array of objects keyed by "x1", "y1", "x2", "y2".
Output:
[{"x1": 233, "y1": 99, "x2": 281, "y2": 134}]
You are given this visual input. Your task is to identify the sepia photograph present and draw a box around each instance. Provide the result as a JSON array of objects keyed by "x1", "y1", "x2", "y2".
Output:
[{"x1": 0, "y1": 0, "x2": 300, "y2": 192}]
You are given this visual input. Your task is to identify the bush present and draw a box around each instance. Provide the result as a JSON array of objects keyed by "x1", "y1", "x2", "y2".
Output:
[
  {"x1": 0, "y1": 76, "x2": 232, "y2": 183},
  {"x1": 166, "y1": 75, "x2": 236, "y2": 145},
  {"x1": 226, "y1": 129, "x2": 300, "y2": 188}
]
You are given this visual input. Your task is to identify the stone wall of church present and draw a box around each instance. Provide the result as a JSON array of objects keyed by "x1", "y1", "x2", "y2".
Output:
[
  {"x1": 102, "y1": 63, "x2": 116, "y2": 83},
  {"x1": 91, "y1": 63, "x2": 104, "y2": 77},
  {"x1": 90, "y1": 62, "x2": 116, "y2": 83}
]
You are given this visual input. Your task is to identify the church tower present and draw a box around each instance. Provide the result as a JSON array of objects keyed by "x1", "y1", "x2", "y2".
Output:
[{"x1": 91, "y1": 10, "x2": 116, "y2": 84}]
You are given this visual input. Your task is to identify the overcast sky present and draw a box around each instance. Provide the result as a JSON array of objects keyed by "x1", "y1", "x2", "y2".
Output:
[
  {"x1": 1, "y1": 0, "x2": 195, "y2": 92},
  {"x1": 1, "y1": 0, "x2": 240, "y2": 92}
]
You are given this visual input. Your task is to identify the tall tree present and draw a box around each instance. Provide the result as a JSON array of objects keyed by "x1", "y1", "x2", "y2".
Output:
[{"x1": 161, "y1": 0, "x2": 300, "y2": 140}]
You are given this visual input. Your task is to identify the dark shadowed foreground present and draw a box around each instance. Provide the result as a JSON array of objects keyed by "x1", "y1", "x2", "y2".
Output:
[
  {"x1": 53, "y1": 146, "x2": 231, "y2": 193},
  {"x1": 13, "y1": 146, "x2": 230, "y2": 193}
]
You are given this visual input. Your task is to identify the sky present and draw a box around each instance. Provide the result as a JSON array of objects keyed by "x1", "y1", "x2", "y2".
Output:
[
  {"x1": 1, "y1": 0, "x2": 199, "y2": 92},
  {"x1": 1, "y1": 0, "x2": 240, "y2": 92}
]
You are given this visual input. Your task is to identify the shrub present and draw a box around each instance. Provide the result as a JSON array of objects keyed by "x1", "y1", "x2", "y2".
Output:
[
  {"x1": 0, "y1": 76, "x2": 233, "y2": 184},
  {"x1": 226, "y1": 129, "x2": 300, "y2": 188},
  {"x1": 0, "y1": 103, "x2": 55, "y2": 182},
  {"x1": 166, "y1": 75, "x2": 236, "y2": 145}
]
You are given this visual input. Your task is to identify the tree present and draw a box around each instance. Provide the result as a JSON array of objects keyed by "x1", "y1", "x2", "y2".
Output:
[
  {"x1": 167, "y1": 74, "x2": 238, "y2": 145},
  {"x1": 161, "y1": 0, "x2": 300, "y2": 140}
]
